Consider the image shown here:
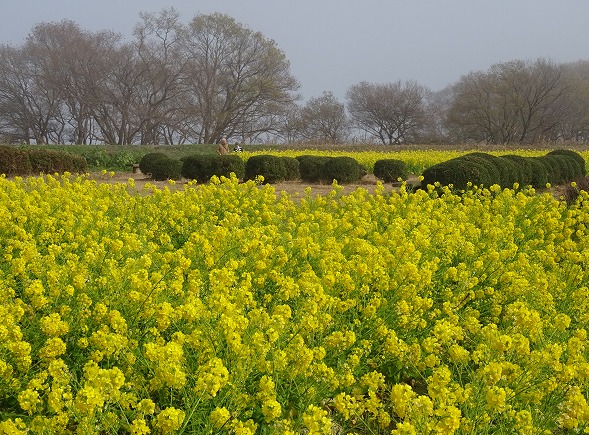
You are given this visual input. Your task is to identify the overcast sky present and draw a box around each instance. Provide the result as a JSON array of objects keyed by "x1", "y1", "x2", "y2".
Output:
[{"x1": 2, "y1": 0, "x2": 588, "y2": 101}]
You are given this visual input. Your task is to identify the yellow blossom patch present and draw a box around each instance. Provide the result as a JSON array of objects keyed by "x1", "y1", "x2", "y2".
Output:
[{"x1": 1, "y1": 168, "x2": 589, "y2": 433}]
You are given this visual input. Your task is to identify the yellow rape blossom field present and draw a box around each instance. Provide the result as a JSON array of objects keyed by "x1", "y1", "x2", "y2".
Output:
[{"x1": 2, "y1": 164, "x2": 589, "y2": 434}]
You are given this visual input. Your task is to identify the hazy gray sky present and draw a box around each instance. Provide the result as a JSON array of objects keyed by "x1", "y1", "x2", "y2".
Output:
[{"x1": 2, "y1": 0, "x2": 588, "y2": 100}]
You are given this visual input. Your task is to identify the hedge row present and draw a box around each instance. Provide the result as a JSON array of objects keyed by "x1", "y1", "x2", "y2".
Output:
[
  {"x1": 419, "y1": 149, "x2": 586, "y2": 190},
  {"x1": 0, "y1": 146, "x2": 88, "y2": 176},
  {"x1": 139, "y1": 153, "x2": 373, "y2": 184},
  {"x1": 295, "y1": 155, "x2": 365, "y2": 184},
  {"x1": 244, "y1": 155, "x2": 299, "y2": 183},
  {"x1": 139, "y1": 153, "x2": 246, "y2": 182}
]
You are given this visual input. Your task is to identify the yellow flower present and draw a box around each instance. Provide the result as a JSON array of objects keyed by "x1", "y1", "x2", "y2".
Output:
[
  {"x1": 17, "y1": 388, "x2": 41, "y2": 415},
  {"x1": 39, "y1": 313, "x2": 69, "y2": 337},
  {"x1": 210, "y1": 407, "x2": 231, "y2": 429},
  {"x1": 194, "y1": 357, "x2": 229, "y2": 397},
  {"x1": 39, "y1": 337, "x2": 67, "y2": 360},
  {"x1": 155, "y1": 407, "x2": 185, "y2": 434},
  {"x1": 391, "y1": 421, "x2": 417, "y2": 435},
  {"x1": 130, "y1": 418, "x2": 151, "y2": 435},
  {"x1": 302, "y1": 405, "x2": 332, "y2": 435}
]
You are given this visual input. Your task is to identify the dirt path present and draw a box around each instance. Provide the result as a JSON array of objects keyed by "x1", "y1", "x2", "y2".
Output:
[{"x1": 88, "y1": 171, "x2": 409, "y2": 198}]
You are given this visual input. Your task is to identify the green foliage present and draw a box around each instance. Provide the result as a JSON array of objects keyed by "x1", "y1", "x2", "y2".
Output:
[
  {"x1": 68, "y1": 147, "x2": 143, "y2": 171},
  {"x1": 420, "y1": 157, "x2": 494, "y2": 190},
  {"x1": 500, "y1": 155, "x2": 533, "y2": 186},
  {"x1": 181, "y1": 154, "x2": 244, "y2": 182},
  {"x1": 181, "y1": 155, "x2": 215, "y2": 182},
  {"x1": 537, "y1": 155, "x2": 566, "y2": 185},
  {"x1": 296, "y1": 155, "x2": 333, "y2": 183},
  {"x1": 321, "y1": 156, "x2": 364, "y2": 183},
  {"x1": 0, "y1": 147, "x2": 88, "y2": 176},
  {"x1": 527, "y1": 157, "x2": 550, "y2": 188},
  {"x1": 139, "y1": 153, "x2": 169, "y2": 176},
  {"x1": 149, "y1": 158, "x2": 183, "y2": 181},
  {"x1": 420, "y1": 151, "x2": 584, "y2": 190},
  {"x1": 0, "y1": 146, "x2": 32, "y2": 176},
  {"x1": 458, "y1": 153, "x2": 501, "y2": 185},
  {"x1": 212, "y1": 155, "x2": 245, "y2": 180},
  {"x1": 245, "y1": 155, "x2": 287, "y2": 183},
  {"x1": 373, "y1": 159, "x2": 409, "y2": 183},
  {"x1": 280, "y1": 156, "x2": 300, "y2": 181},
  {"x1": 27, "y1": 149, "x2": 87, "y2": 174},
  {"x1": 546, "y1": 149, "x2": 586, "y2": 178}
]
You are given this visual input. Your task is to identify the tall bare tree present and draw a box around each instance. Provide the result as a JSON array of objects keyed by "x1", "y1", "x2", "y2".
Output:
[
  {"x1": 180, "y1": 13, "x2": 299, "y2": 144},
  {"x1": 347, "y1": 80, "x2": 427, "y2": 145},
  {"x1": 0, "y1": 41, "x2": 62, "y2": 144},
  {"x1": 557, "y1": 60, "x2": 589, "y2": 142},
  {"x1": 132, "y1": 8, "x2": 187, "y2": 144},
  {"x1": 299, "y1": 91, "x2": 348, "y2": 143},
  {"x1": 21, "y1": 20, "x2": 102, "y2": 144},
  {"x1": 446, "y1": 59, "x2": 569, "y2": 144}
]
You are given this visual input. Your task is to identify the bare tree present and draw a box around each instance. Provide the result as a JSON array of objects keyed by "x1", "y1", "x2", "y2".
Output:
[
  {"x1": 421, "y1": 87, "x2": 454, "y2": 144},
  {"x1": 0, "y1": 42, "x2": 62, "y2": 144},
  {"x1": 446, "y1": 59, "x2": 569, "y2": 144},
  {"x1": 20, "y1": 20, "x2": 103, "y2": 144},
  {"x1": 347, "y1": 80, "x2": 427, "y2": 145},
  {"x1": 180, "y1": 12, "x2": 299, "y2": 144},
  {"x1": 557, "y1": 60, "x2": 589, "y2": 142},
  {"x1": 132, "y1": 8, "x2": 187, "y2": 144},
  {"x1": 298, "y1": 91, "x2": 348, "y2": 143}
]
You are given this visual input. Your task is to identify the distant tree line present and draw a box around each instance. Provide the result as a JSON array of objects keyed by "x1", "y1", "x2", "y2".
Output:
[{"x1": 1, "y1": 8, "x2": 588, "y2": 146}]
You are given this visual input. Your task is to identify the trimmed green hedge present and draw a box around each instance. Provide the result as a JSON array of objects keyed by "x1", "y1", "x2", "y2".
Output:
[
  {"x1": 0, "y1": 146, "x2": 88, "y2": 176},
  {"x1": 373, "y1": 159, "x2": 408, "y2": 183},
  {"x1": 139, "y1": 153, "x2": 168, "y2": 176},
  {"x1": 420, "y1": 156, "x2": 494, "y2": 190},
  {"x1": 280, "y1": 157, "x2": 300, "y2": 181},
  {"x1": 27, "y1": 149, "x2": 87, "y2": 174},
  {"x1": 321, "y1": 156, "x2": 364, "y2": 184},
  {"x1": 150, "y1": 158, "x2": 183, "y2": 181},
  {"x1": 181, "y1": 154, "x2": 244, "y2": 182},
  {"x1": 245, "y1": 155, "x2": 288, "y2": 184},
  {"x1": 0, "y1": 146, "x2": 33, "y2": 176},
  {"x1": 419, "y1": 149, "x2": 586, "y2": 191},
  {"x1": 296, "y1": 155, "x2": 332, "y2": 183}
]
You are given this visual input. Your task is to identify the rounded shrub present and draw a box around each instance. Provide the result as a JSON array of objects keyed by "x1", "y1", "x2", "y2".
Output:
[
  {"x1": 211, "y1": 155, "x2": 245, "y2": 180},
  {"x1": 181, "y1": 155, "x2": 215, "y2": 182},
  {"x1": 0, "y1": 146, "x2": 32, "y2": 176},
  {"x1": 245, "y1": 155, "x2": 288, "y2": 184},
  {"x1": 466, "y1": 152, "x2": 518, "y2": 187},
  {"x1": 527, "y1": 157, "x2": 551, "y2": 188},
  {"x1": 64, "y1": 153, "x2": 88, "y2": 173},
  {"x1": 538, "y1": 155, "x2": 567, "y2": 185},
  {"x1": 149, "y1": 158, "x2": 183, "y2": 181},
  {"x1": 321, "y1": 156, "x2": 363, "y2": 184},
  {"x1": 457, "y1": 153, "x2": 502, "y2": 186},
  {"x1": 280, "y1": 157, "x2": 300, "y2": 181},
  {"x1": 139, "y1": 152, "x2": 168, "y2": 176},
  {"x1": 296, "y1": 155, "x2": 333, "y2": 183},
  {"x1": 551, "y1": 154, "x2": 578, "y2": 183},
  {"x1": 547, "y1": 149, "x2": 586, "y2": 179},
  {"x1": 501, "y1": 155, "x2": 533, "y2": 186},
  {"x1": 420, "y1": 156, "x2": 494, "y2": 191},
  {"x1": 494, "y1": 156, "x2": 522, "y2": 188},
  {"x1": 373, "y1": 159, "x2": 408, "y2": 183},
  {"x1": 182, "y1": 154, "x2": 244, "y2": 182}
]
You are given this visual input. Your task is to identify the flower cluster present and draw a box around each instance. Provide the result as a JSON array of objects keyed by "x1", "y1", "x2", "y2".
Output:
[{"x1": 1, "y1": 166, "x2": 589, "y2": 433}]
